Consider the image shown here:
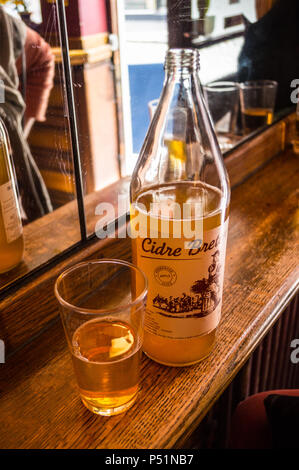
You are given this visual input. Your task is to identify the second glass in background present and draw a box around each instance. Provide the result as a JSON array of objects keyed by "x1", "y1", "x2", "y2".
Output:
[
  {"x1": 203, "y1": 81, "x2": 240, "y2": 151},
  {"x1": 239, "y1": 80, "x2": 278, "y2": 135}
]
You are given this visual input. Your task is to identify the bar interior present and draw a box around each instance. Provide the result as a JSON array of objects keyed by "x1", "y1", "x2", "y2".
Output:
[{"x1": 0, "y1": 0, "x2": 298, "y2": 451}]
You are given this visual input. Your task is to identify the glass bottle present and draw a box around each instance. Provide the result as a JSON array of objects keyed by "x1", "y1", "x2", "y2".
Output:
[
  {"x1": 130, "y1": 49, "x2": 230, "y2": 366},
  {"x1": 0, "y1": 118, "x2": 24, "y2": 273}
]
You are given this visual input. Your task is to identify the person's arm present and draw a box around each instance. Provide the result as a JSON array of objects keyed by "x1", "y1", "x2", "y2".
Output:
[{"x1": 16, "y1": 27, "x2": 55, "y2": 130}]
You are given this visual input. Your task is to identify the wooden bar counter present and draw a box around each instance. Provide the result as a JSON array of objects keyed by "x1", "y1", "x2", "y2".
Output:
[{"x1": 0, "y1": 146, "x2": 298, "y2": 449}]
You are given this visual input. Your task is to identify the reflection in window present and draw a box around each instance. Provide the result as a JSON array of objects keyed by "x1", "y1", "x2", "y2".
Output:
[
  {"x1": 121, "y1": 0, "x2": 257, "y2": 159},
  {"x1": 0, "y1": 1, "x2": 81, "y2": 290}
]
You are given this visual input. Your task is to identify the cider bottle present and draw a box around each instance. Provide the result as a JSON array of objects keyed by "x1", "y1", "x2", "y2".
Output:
[
  {"x1": 130, "y1": 49, "x2": 230, "y2": 366},
  {"x1": 0, "y1": 118, "x2": 24, "y2": 273}
]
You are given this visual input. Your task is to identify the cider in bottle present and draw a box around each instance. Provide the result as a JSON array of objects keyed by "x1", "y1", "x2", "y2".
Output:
[
  {"x1": 0, "y1": 119, "x2": 24, "y2": 273},
  {"x1": 130, "y1": 49, "x2": 230, "y2": 366}
]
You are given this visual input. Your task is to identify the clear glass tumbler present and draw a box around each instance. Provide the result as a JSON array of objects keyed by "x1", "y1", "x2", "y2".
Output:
[
  {"x1": 55, "y1": 259, "x2": 148, "y2": 416},
  {"x1": 203, "y1": 81, "x2": 240, "y2": 151},
  {"x1": 239, "y1": 80, "x2": 278, "y2": 135}
]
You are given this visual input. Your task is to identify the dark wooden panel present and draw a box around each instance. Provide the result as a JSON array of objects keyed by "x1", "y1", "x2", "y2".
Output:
[{"x1": 188, "y1": 293, "x2": 299, "y2": 449}]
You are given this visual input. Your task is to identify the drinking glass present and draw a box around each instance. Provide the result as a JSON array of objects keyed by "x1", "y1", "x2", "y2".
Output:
[
  {"x1": 203, "y1": 81, "x2": 240, "y2": 151},
  {"x1": 55, "y1": 259, "x2": 148, "y2": 416},
  {"x1": 239, "y1": 80, "x2": 278, "y2": 135}
]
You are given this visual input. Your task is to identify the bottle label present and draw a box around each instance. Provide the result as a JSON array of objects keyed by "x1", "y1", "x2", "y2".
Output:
[
  {"x1": 135, "y1": 219, "x2": 229, "y2": 340},
  {"x1": 0, "y1": 181, "x2": 22, "y2": 244}
]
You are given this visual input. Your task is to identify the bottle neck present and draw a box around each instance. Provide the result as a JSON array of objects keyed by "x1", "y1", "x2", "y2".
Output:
[{"x1": 164, "y1": 48, "x2": 200, "y2": 77}]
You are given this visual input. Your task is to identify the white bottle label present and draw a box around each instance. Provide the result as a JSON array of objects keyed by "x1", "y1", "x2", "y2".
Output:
[
  {"x1": 0, "y1": 181, "x2": 22, "y2": 244},
  {"x1": 135, "y1": 219, "x2": 229, "y2": 340}
]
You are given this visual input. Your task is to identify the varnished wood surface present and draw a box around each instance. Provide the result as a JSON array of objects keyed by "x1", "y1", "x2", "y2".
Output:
[
  {"x1": 0, "y1": 178, "x2": 130, "y2": 356},
  {"x1": 0, "y1": 177, "x2": 130, "y2": 294},
  {"x1": 0, "y1": 234, "x2": 130, "y2": 359},
  {"x1": 52, "y1": 44, "x2": 112, "y2": 65},
  {"x1": 224, "y1": 118, "x2": 287, "y2": 188},
  {"x1": 0, "y1": 148, "x2": 298, "y2": 449}
]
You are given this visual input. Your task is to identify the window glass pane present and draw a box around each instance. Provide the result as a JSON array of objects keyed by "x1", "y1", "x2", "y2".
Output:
[
  {"x1": 0, "y1": 1, "x2": 81, "y2": 292},
  {"x1": 120, "y1": 1, "x2": 257, "y2": 159},
  {"x1": 64, "y1": 0, "x2": 124, "y2": 237},
  {"x1": 124, "y1": 1, "x2": 167, "y2": 163}
]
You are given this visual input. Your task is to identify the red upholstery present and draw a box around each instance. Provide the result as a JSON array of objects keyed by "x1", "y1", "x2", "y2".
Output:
[{"x1": 230, "y1": 389, "x2": 299, "y2": 449}]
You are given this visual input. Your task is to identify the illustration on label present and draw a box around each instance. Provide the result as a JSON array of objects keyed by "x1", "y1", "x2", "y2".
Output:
[{"x1": 152, "y1": 250, "x2": 220, "y2": 318}]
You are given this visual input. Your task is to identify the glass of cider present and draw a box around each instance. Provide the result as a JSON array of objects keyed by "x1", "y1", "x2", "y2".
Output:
[
  {"x1": 239, "y1": 80, "x2": 278, "y2": 135},
  {"x1": 55, "y1": 259, "x2": 148, "y2": 416}
]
